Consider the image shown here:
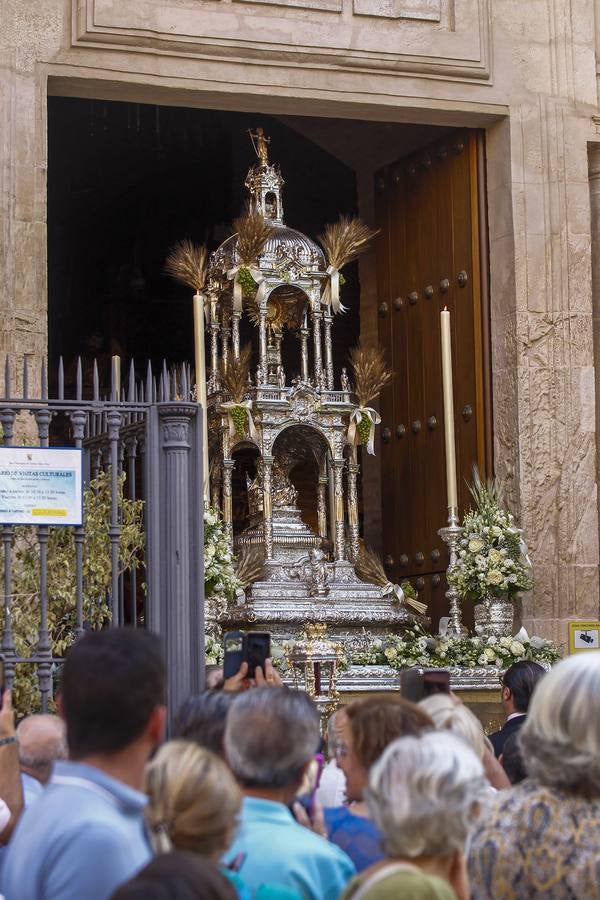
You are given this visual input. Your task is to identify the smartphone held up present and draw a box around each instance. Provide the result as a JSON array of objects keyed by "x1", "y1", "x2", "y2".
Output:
[
  {"x1": 223, "y1": 631, "x2": 271, "y2": 680},
  {"x1": 400, "y1": 667, "x2": 451, "y2": 703}
]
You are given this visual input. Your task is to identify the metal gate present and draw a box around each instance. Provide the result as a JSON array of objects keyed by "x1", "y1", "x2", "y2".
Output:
[{"x1": 0, "y1": 355, "x2": 205, "y2": 717}]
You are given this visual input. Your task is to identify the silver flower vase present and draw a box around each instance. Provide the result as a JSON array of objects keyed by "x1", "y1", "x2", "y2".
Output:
[{"x1": 474, "y1": 597, "x2": 514, "y2": 639}]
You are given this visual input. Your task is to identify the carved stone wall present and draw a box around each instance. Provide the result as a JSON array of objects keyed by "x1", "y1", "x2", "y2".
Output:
[
  {"x1": 73, "y1": 0, "x2": 484, "y2": 79},
  {"x1": 486, "y1": 0, "x2": 599, "y2": 642},
  {"x1": 2, "y1": 0, "x2": 600, "y2": 640}
]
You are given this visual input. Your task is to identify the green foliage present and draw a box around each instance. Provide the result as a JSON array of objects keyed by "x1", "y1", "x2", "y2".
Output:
[
  {"x1": 230, "y1": 405, "x2": 248, "y2": 437},
  {"x1": 1, "y1": 471, "x2": 144, "y2": 714},
  {"x1": 238, "y1": 266, "x2": 258, "y2": 298},
  {"x1": 400, "y1": 579, "x2": 418, "y2": 603},
  {"x1": 357, "y1": 413, "x2": 372, "y2": 445}
]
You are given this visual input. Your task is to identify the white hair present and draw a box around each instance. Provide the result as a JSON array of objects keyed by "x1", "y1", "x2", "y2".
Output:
[
  {"x1": 366, "y1": 730, "x2": 487, "y2": 859},
  {"x1": 419, "y1": 694, "x2": 486, "y2": 760},
  {"x1": 520, "y1": 652, "x2": 600, "y2": 794},
  {"x1": 224, "y1": 687, "x2": 320, "y2": 788},
  {"x1": 16, "y1": 715, "x2": 67, "y2": 780}
]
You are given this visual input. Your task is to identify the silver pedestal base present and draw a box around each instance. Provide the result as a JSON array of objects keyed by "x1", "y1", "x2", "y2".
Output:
[
  {"x1": 219, "y1": 560, "x2": 417, "y2": 646},
  {"x1": 235, "y1": 506, "x2": 321, "y2": 561},
  {"x1": 337, "y1": 665, "x2": 507, "y2": 694}
]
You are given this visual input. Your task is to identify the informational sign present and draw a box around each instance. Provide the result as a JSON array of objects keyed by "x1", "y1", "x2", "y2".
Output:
[
  {"x1": 568, "y1": 620, "x2": 600, "y2": 653},
  {"x1": 0, "y1": 447, "x2": 83, "y2": 526}
]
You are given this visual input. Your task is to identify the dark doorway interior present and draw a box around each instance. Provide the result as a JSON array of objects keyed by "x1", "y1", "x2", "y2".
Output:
[{"x1": 47, "y1": 100, "x2": 363, "y2": 392}]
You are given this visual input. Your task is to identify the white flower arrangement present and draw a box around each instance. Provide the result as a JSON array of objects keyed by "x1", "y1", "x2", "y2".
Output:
[
  {"x1": 204, "y1": 506, "x2": 243, "y2": 605},
  {"x1": 204, "y1": 633, "x2": 224, "y2": 666},
  {"x1": 448, "y1": 473, "x2": 532, "y2": 604},
  {"x1": 351, "y1": 623, "x2": 561, "y2": 670}
]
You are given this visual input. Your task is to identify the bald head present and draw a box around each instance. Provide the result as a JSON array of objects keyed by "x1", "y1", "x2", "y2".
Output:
[{"x1": 17, "y1": 715, "x2": 67, "y2": 784}]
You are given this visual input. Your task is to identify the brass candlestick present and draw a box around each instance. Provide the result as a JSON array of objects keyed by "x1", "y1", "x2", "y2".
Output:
[{"x1": 438, "y1": 507, "x2": 467, "y2": 636}]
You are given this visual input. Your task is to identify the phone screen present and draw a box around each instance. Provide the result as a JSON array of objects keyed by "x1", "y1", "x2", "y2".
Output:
[
  {"x1": 223, "y1": 632, "x2": 244, "y2": 679},
  {"x1": 422, "y1": 669, "x2": 450, "y2": 696},
  {"x1": 244, "y1": 632, "x2": 271, "y2": 678},
  {"x1": 400, "y1": 667, "x2": 450, "y2": 702}
]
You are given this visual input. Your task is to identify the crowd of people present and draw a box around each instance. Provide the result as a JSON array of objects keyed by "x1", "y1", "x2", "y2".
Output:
[{"x1": 0, "y1": 627, "x2": 598, "y2": 899}]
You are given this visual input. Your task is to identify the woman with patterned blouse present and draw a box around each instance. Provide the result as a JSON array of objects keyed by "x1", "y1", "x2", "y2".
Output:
[{"x1": 468, "y1": 652, "x2": 600, "y2": 899}]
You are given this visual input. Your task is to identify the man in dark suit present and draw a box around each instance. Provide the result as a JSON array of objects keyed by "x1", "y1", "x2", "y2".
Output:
[{"x1": 489, "y1": 660, "x2": 546, "y2": 758}]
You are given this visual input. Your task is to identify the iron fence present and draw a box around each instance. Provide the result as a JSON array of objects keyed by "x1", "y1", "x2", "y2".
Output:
[{"x1": 0, "y1": 355, "x2": 205, "y2": 717}]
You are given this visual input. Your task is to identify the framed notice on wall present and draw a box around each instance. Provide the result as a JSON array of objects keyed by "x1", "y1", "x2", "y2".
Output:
[
  {"x1": 0, "y1": 447, "x2": 83, "y2": 526},
  {"x1": 568, "y1": 621, "x2": 600, "y2": 654}
]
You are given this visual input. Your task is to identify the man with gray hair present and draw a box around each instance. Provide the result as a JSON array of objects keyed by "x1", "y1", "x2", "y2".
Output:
[
  {"x1": 16, "y1": 715, "x2": 67, "y2": 804},
  {"x1": 223, "y1": 687, "x2": 355, "y2": 899}
]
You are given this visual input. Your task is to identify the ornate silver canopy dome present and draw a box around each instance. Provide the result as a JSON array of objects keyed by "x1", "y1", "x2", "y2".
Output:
[
  {"x1": 209, "y1": 127, "x2": 326, "y2": 281},
  {"x1": 211, "y1": 224, "x2": 326, "y2": 278}
]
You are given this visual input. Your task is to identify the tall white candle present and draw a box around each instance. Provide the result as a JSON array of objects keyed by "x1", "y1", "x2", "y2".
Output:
[
  {"x1": 111, "y1": 355, "x2": 121, "y2": 401},
  {"x1": 440, "y1": 307, "x2": 458, "y2": 511},
  {"x1": 193, "y1": 292, "x2": 210, "y2": 505}
]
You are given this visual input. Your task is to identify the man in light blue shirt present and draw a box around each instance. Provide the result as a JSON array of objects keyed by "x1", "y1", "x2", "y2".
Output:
[
  {"x1": 224, "y1": 688, "x2": 355, "y2": 899},
  {"x1": 5, "y1": 760, "x2": 152, "y2": 899},
  {"x1": 4, "y1": 628, "x2": 166, "y2": 900},
  {"x1": 20, "y1": 771, "x2": 43, "y2": 806}
]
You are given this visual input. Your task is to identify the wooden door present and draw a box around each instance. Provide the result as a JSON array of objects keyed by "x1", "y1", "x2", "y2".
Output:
[{"x1": 375, "y1": 129, "x2": 491, "y2": 630}]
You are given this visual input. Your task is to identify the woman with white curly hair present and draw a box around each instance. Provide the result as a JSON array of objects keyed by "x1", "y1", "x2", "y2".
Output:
[
  {"x1": 468, "y1": 651, "x2": 600, "y2": 899},
  {"x1": 342, "y1": 730, "x2": 488, "y2": 900}
]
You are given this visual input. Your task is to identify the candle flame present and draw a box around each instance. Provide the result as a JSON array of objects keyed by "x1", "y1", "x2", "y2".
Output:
[{"x1": 443, "y1": 306, "x2": 448, "y2": 312}]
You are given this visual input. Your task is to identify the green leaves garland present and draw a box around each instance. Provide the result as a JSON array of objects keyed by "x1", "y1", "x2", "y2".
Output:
[
  {"x1": 237, "y1": 266, "x2": 259, "y2": 299},
  {"x1": 357, "y1": 413, "x2": 372, "y2": 445},
  {"x1": 229, "y1": 406, "x2": 249, "y2": 438}
]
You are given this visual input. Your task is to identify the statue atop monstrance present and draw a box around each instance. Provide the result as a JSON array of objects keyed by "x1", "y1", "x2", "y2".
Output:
[
  {"x1": 248, "y1": 127, "x2": 271, "y2": 167},
  {"x1": 197, "y1": 129, "x2": 422, "y2": 649}
]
